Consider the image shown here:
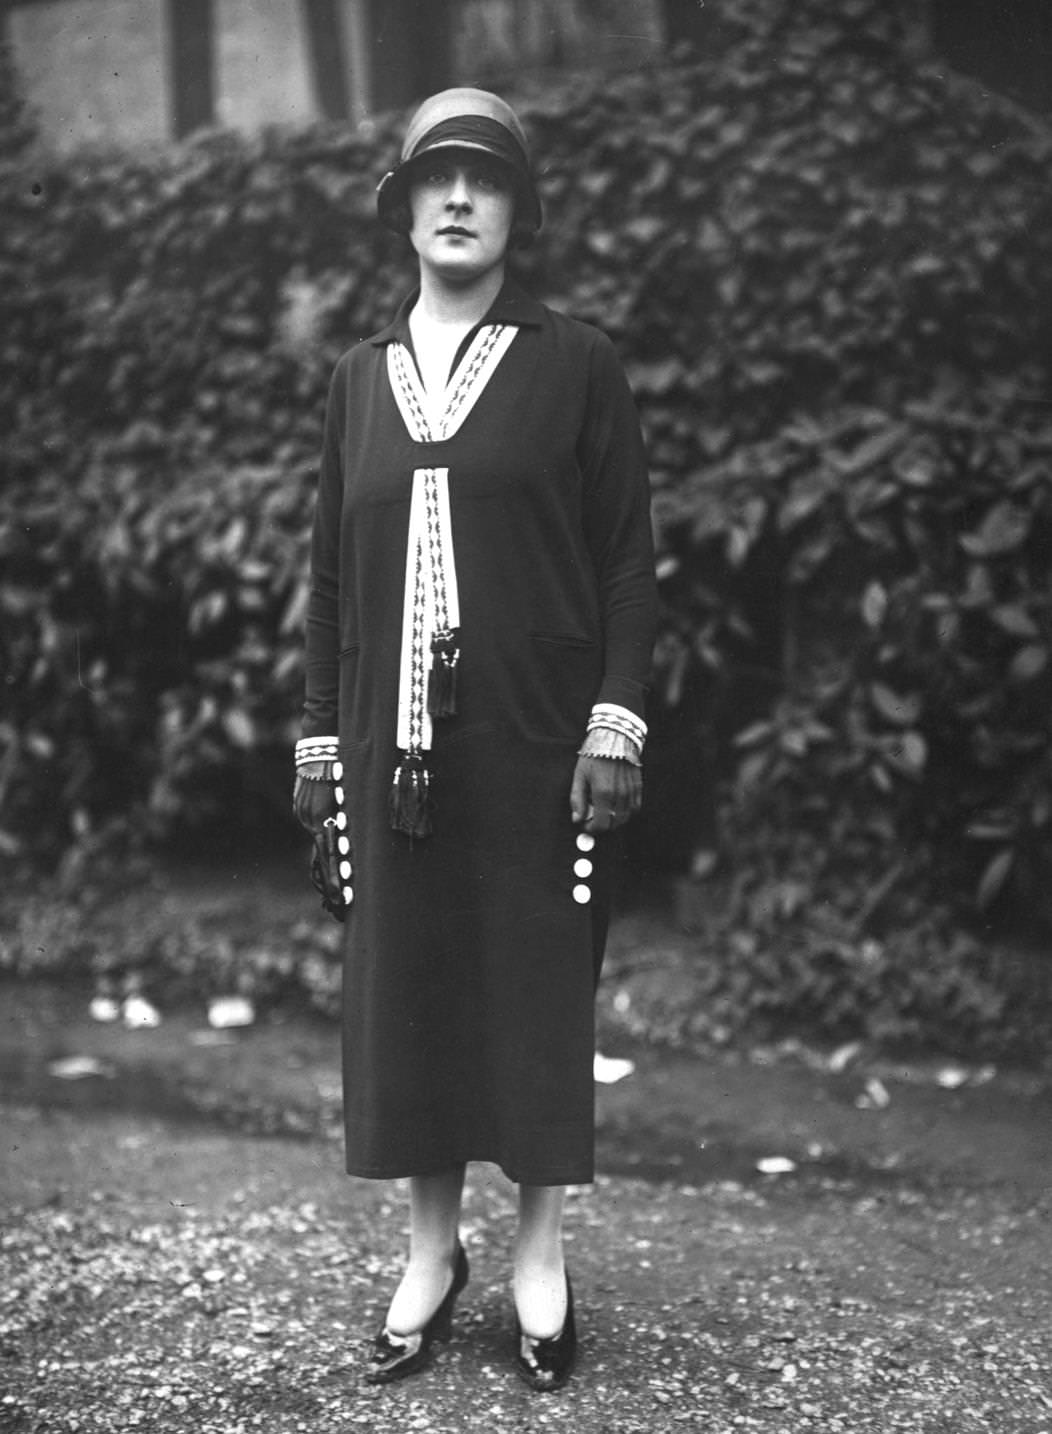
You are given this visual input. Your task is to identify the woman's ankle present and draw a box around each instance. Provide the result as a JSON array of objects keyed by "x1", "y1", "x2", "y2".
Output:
[
  {"x1": 512, "y1": 1259, "x2": 568, "y2": 1340},
  {"x1": 386, "y1": 1250, "x2": 459, "y2": 1335}
]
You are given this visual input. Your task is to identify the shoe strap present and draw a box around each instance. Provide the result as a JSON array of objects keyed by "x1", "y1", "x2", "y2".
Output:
[{"x1": 376, "y1": 1327, "x2": 423, "y2": 1359}]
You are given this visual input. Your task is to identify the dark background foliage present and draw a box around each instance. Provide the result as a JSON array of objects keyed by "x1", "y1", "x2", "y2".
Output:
[{"x1": 2, "y1": 1, "x2": 1052, "y2": 1052}]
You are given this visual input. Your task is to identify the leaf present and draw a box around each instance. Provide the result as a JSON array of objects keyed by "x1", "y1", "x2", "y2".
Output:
[
  {"x1": 629, "y1": 358, "x2": 683, "y2": 395},
  {"x1": 803, "y1": 720, "x2": 834, "y2": 743},
  {"x1": 190, "y1": 590, "x2": 228, "y2": 632},
  {"x1": 977, "y1": 848, "x2": 1014, "y2": 909},
  {"x1": 990, "y1": 604, "x2": 1039, "y2": 638},
  {"x1": 623, "y1": 215, "x2": 665, "y2": 244},
  {"x1": 778, "y1": 479, "x2": 827, "y2": 532},
  {"x1": 593, "y1": 1053, "x2": 635, "y2": 1083},
  {"x1": 965, "y1": 819, "x2": 1015, "y2": 841},
  {"x1": 1009, "y1": 645, "x2": 1048, "y2": 682},
  {"x1": 960, "y1": 502, "x2": 1031, "y2": 557},
  {"x1": 122, "y1": 995, "x2": 161, "y2": 1028},
  {"x1": 756, "y1": 1156, "x2": 797, "y2": 1175},
  {"x1": 208, "y1": 996, "x2": 255, "y2": 1029},
  {"x1": 586, "y1": 230, "x2": 617, "y2": 258},
  {"x1": 857, "y1": 1076, "x2": 891, "y2": 1108},
  {"x1": 734, "y1": 721, "x2": 774, "y2": 749},
  {"x1": 827, "y1": 1041, "x2": 862, "y2": 1073},
  {"x1": 222, "y1": 708, "x2": 256, "y2": 748},
  {"x1": 893, "y1": 449, "x2": 937, "y2": 488},
  {"x1": 726, "y1": 525, "x2": 752, "y2": 567},
  {"x1": 835, "y1": 424, "x2": 908, "y2": 478},
  {"x1": 48, "y1": 1056, "x2": 114, "y2": 1080},
  {"x1": 870, "y1": 683, "x2": 922, "y2": 726},
  {"x1": 871, "y1": 764, "x2": 893, "y2": 793},
  {"x1": 861, "y1": 581, "x2": 887, "y2": 629},
  {"x1": 737, "y1": 751, "x2": 769, "y2": 789},
  {"x1": 787, "y1": 531, "x2": 834, "y2": 583},
  {"x1": 885, "y1": 731, "x2": 927, "y2": 777}
]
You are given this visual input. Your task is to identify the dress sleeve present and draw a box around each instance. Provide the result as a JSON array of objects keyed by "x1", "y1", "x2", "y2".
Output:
[
  {"x1": 301, "y1": 355, "x2": 347, "y2": 740},
  {"x1": 577, "y1": 330, "x2": 658, "y2": 722}
]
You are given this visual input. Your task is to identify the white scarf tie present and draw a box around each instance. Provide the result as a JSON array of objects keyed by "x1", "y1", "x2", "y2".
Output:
[{"x1": 385, "y1": 324, "x2": 518, "y2": 836}]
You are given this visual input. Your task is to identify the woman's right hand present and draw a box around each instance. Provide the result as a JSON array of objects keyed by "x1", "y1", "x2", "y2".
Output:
[{"x1": 294, "y1": 767, "x2": 338, "y2": 834}]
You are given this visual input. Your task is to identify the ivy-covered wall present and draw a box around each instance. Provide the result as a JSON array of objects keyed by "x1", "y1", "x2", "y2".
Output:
[{"x1": 2, "y1": 2, "x2": 1052, "y2": 928}]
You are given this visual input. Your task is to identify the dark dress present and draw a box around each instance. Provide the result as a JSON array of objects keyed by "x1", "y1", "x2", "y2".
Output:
[{"x1": 302, "y1": 281, "x2": 657, "y2": 1184}]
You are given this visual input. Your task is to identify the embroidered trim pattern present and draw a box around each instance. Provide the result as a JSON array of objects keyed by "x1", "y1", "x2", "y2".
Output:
[
  {"x1": 386, "y1": 324, "x2": 518, "y2": 837},
  {"x1": 295, "y1": 736, "x2": 339, "y2": 768},
  {"x1": 578, "y1": 729, "x2": 642, "y2": 766},
  {"x1": 586, "y1": 703, "x2": 647, "y2": 748}
]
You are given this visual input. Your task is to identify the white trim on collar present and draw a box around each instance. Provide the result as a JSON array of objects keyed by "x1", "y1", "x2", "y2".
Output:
[{"x1": 387, "y1": 324, "x2": 518, "y2": 443}]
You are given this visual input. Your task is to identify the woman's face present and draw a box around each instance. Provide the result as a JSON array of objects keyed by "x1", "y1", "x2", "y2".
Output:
[{"x1": 407, "y1": 149, "x2": 516, "y2": 286}]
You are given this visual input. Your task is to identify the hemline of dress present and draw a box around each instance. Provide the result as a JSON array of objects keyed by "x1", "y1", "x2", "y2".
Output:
[{"x1": 344, "y1": 1155, "x2": 596, "y2": 1187}]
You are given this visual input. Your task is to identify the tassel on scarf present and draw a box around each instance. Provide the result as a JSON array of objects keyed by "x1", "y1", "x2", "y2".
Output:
[
  {"x1": 427, "y1": 627, "x2": 460, "y2": 719},
  {"x1": 389, "y1": 753, "x2": 433, "y2": 839}
]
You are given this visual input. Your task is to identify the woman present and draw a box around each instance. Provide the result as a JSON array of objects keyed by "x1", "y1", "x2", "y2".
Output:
[{"x1": 294, "y1": 88, "x2": 657, "y2": 1391}]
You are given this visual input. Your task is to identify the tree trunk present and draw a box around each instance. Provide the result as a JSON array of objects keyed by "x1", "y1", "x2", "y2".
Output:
[
  {"x1": 301, "y1": 0, "x2": 351, "y2": 121},
  {"x1": 660, "y1": 0, "x2": 729, "y2": 51},
  {"x1": 166, "y1": 0, "x2": 215, "y2": 139},
  {"x1": 368, "y1": 0, "x2": 452, "y2": 112}
]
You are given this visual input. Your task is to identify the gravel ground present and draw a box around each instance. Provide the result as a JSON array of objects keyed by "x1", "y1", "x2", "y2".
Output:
[{"x1": 2, "y1": 1100, "x2": 1050, "y2": 1434}]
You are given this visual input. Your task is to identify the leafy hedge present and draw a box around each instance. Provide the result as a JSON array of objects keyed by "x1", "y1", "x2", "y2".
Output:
[{"x1": 3, "y1": 0, "x2": 1052, "y2": 938}]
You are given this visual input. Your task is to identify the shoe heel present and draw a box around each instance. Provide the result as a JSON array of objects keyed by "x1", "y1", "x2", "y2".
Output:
[{"x1": 431, "y1": 1241, "x2": 469, "y2": 1341}]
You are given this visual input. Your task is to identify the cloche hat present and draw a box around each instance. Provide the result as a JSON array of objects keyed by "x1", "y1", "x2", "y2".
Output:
[{"x1": 377, "y1": 88, "x2": 543, "y2": 239}]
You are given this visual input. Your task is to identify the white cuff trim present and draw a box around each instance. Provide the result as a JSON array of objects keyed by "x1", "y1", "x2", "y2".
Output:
[
  {"x1": 578, "y1": 729, "x2": 643, "y2": 766},
  {"x1": 296, "y1": 735, "x2": 339, "y2": 768},
  {"x1": 586, "y1": 703, "x2": 646, "y2": 746}
]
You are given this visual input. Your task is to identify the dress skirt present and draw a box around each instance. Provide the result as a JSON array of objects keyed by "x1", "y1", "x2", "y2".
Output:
[{"x1": 340, "y1": 723, "x2": 614, "y2": 1185}]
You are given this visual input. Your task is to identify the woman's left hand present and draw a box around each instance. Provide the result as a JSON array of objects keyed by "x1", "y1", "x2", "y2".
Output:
[
  {"x1": 570, "y1": 755, "x2": 642, "y2": 834},
  {"x1": 294, "y1": 770, "x2": 337, "y2": 834}
]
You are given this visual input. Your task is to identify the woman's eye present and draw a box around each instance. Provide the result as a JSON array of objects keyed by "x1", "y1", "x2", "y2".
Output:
[{"x1": 416, "y1": 162, "x2": 507, "y2": 192}]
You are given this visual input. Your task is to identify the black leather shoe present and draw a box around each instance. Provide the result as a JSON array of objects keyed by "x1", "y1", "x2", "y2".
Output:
[
  {"x1": 365, "y1": 1242, "x2": 469, "y2": 1385},
  {"x1": 513, "y1": 1273, "x2": 577, "y2": 1392}
]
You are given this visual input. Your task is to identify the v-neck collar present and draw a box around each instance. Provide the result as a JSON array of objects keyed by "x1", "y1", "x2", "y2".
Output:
[
  {"x1": 387, "y1": 322, "x2": 519, "y2": 444},
  {"x1": 369, "y1": 279, "x2": 544, "y2": 372}
]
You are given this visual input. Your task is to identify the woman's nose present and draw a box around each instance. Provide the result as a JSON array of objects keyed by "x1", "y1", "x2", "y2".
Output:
[{"x1": 446, "y1": 171, "x2": 472, "y2": 208}]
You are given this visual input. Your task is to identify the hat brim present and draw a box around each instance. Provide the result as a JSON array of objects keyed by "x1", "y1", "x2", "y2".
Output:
[{"x1": 377, "y1": 141, "x2": 543, "y2": 237}]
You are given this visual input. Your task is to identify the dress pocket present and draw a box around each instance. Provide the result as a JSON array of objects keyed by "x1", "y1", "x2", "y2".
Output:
[
  {"x1": 531, "y1": 630, "x2": 594, "y2": 650},
  {"x1": 513, "y1": 630, "x2": 600, "y2": 744}
]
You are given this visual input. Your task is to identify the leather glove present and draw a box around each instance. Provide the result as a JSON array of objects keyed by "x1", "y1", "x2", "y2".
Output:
[
  {"x1": 310, "y1": 819, "x2": 346, "y2": 923},
  {"x1": 294, "y1": 765, "x2": 345, "y2": 921}
]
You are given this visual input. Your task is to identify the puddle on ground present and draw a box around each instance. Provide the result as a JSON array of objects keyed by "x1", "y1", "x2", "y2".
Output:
[
  {"x1": 593, "y1": 1130, "x2": 912, "y2": 1187},
  {"x1": 1, "y1": 1044, "x2": 898, "y2": 1190},
  {"x1": 0, "y1": 1048, "x2": 205, "y2": 1124},
  {"x1": 4, "y1": 979, "x2": 1049, "y2": 1193}
]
